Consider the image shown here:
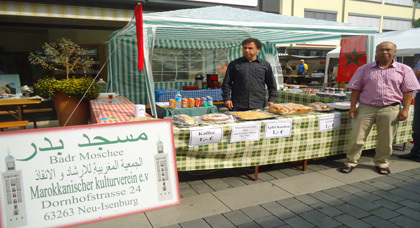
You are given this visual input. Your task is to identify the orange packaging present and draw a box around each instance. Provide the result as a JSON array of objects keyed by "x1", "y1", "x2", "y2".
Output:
[
  {"x1": 169, "y1": 99, "x2": 176, "y2": 109},
  {"x1": 188, "y1": 98, "x2": 195, "y2": 107},
  {"x1": 181, "y1": 98, "x2": 188, "y2": 108}
]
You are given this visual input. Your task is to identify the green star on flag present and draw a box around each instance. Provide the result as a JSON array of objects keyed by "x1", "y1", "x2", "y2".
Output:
[{"x1": 344, "y1": 48, "x2": 365, "y2": 66}]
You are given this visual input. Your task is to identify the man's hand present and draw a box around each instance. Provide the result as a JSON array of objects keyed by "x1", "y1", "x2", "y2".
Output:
[
  {"x1": 349, "y1": 106, "x2": 358, "y2": 119},
  {"x1": 267, "y1": 102, "x2": 274, "y2": 107},
  {"x1": 397, "y1": 109, "x2": 409, "y2": 121},
  {"x1": 225, "y1": 101, "x2": 233, "y2": 110}
]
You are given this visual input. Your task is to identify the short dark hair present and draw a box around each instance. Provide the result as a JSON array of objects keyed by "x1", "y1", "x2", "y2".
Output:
[{"x1": 242, "y1": 38, "x2": 262, "y2": 50}]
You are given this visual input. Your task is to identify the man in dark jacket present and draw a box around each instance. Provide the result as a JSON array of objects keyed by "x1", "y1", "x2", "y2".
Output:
[{"x1": 222, "y1": 38, "x2": 278, "y2": 111}]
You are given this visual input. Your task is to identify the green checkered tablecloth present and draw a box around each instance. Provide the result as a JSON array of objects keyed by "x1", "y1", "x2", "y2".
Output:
[
  {"x1": 174, "y1": 109, "x2": 413, "y2": 171},
  {"x1": 277, "y1": 91, "x2": 350, "y2": 105}
]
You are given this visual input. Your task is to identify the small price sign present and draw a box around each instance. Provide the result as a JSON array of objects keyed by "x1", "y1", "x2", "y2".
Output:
[
  {"x1": 189, "y1": 126, "x2": 223, "y2": 147},
  {"x1": 264, "y1": 120, "x2": 293, "y2": 139},
  {"x1": 230, "y1": 122, "x2": 261, "y2": 143},
  {"x1": 318, "y1": 113, "x2": 341, "y2": 132}
]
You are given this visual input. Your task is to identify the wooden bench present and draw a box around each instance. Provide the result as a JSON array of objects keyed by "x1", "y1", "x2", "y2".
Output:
[{"x1": 0, "y1": 121, "x2": 29, "y2": 131}]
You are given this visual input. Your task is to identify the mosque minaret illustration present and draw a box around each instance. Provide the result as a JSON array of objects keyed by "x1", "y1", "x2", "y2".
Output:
[
  {"x1": 1, "y1": 149, "x2": 28, "y2": 227},
  {"x1": 155, "y1": 137, "x2": 173, "y2": 201}
]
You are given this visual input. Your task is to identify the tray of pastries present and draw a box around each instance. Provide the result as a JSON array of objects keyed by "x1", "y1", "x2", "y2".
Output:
[
  {"x1": 307, "y1": 102, "x2": 334, "y2": 112},
  {"x1": 200, "y1": 113, "x2": 234, "y2": 124},
  {"x1": 268, "y1": 103, "x2": 313, "y2": 115},
  {"x1": 229, "y1": 110, "x2": 277, "y2": 121},
  {"x1": 172, "y1": 114, "x2": 200, "y2": 127}
]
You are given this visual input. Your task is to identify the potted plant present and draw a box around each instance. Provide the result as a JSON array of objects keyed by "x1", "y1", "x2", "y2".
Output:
[{"x1": 29, "y1": 38, "x2": 100, "y2": 126}]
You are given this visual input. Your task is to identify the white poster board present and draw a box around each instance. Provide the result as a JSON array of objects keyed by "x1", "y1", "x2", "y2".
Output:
[
  {"x1": 0, "y1": 74, "x2": 22, "y2": 96},
  {"x1": 0, "y1": 120, "x2": 180, "y2": 228}
]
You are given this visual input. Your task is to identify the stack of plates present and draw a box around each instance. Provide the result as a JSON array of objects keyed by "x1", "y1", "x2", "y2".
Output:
[{"x1": 328, "y1": 102, "x2": 359, "y2": 110}]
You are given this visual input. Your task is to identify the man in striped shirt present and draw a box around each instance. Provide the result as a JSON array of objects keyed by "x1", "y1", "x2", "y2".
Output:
[{"x1": 340, "y1": 41, "x2": 420, "y2": 175}]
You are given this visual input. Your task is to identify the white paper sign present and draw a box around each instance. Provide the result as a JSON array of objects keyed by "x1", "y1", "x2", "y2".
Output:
[
  {"x1": 319, "y1": 113, "x2": 341, "y2": 132},
  {"x1": 134, "y1": 104, "x2": 146, "y2": 117},
  {"x1": 230, "y1": 122, "x2": 261, "y2": 143},
  {"x1": 189, "y1": 126, "x2": 223, "y2": 147},
  {"x1": 264, "y1": 120, "x2": 293, "y2": 139},
  {"x1": 0, "y1": 120, "x2": 180, "y2": 228}
]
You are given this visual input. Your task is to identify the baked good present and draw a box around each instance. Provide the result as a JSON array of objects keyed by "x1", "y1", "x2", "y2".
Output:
[
  {"x1": 230, "y1": 110, "x2": 274, "y2": 120},
  {"x1": 268, "y1": 103, "x2": 313, "y2": 115},
  {"x1": 201, "y1": 113, "x2": 230, "y2": 122},
  {"x1": 308, "y1": 102, "x2": 334, "y2": 112},
  {"x1": 173, "y1": 114, "x2": 196, "y2": 124}
]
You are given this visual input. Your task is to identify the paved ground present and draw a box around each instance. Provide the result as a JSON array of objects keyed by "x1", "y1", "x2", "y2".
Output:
[{"x1": 8, "y1": 121, "x2": 420, "y2": 228}]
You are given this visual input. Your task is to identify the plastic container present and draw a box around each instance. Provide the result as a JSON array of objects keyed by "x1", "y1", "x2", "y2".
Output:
[
  {"x1": 175, "y1": 92, "x2": 182, "y2": 108},
  {"x1": 97, "y1": 78, "x2": 107, "y2": 93}
]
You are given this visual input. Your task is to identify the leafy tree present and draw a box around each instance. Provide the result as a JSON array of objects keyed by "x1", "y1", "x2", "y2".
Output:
[
  {"x1": 414, "y1": 0, "x2": 420, "y2": 28},
  {"x1": 29, "y1": 38, "x2": 94, "y2": 80}
]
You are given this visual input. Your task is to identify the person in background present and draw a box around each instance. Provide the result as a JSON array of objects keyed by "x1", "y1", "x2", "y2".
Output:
[
  {"x1": 399, "y1": 57, "x2": 420, "y2": 161},
  {"x1": 339, "y1": 41, "x2": 420, "y2": 175},
  {"x1": 222, "y1": 38, "x2": 278, "y2": 111},
  {"x1": 284, "y1": 62, "x2": 293, "y2": 84},
  {"x1": 296, "y1": 59, "x2": 308, "y2": 84}
]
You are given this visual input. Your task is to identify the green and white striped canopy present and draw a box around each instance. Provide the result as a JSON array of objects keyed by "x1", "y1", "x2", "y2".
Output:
[{"x1": 108, "y1": 6, "x2": 377, "y2": 117}]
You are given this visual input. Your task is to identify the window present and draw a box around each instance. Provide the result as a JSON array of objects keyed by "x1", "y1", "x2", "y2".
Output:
[
  {"x1": 304, "y1": 9, "x2": 337, "y2": 21},
  {"x1": 152, "y1": 49, "x2": 229, "y2": 82},
  {"x1": 385, "y1": 0, "x2": 413, "y2": 7},
  {"x1": 383, "y1": 17, "x2": 411, "y2": 31},
  {"x1": 348, "y1": 14, "x2": 381, "y2": 31}
]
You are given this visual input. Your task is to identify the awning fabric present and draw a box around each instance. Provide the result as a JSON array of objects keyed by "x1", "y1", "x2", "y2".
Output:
[{"x1": 107, "y1": 6, "x2": 378, "y2": 117}]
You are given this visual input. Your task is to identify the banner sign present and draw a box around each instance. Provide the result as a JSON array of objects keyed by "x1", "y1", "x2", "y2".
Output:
[
  {"x1": 189, "y1": 126, "x2": 223, "y2": 147},
  {"x1": 0, "y1": 120, "x2": 180, "y2": 228},
  {"x1": 264, "y1": 120, "x2": 293, "y2": 139},
  {"x1": 319, "y1": 113, "x2": 341, "y2": 132},
  {"x1": 230, "y1": 122, "x2": 261, "y2": 143}
]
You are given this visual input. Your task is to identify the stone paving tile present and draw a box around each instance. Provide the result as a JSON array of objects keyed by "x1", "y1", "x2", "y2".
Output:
[
  {"x1": 388, "y1": 173, "x2": 413, "y2": 181},
  {"x1": 361, "y1": 178, "x2": 397, "y2": 190},
  {"x1": 395, "y1": 207, "x2": 420, "y2": 222},
  {"x1": 178, "y1": 218, "x2": 211, "y2": 228},
  {"x1": 370, "y1": 189, "x2": 405, "y2": 202},
  {"x1": 389, "y1": 188, "x2": 420, "y2": 202},
  {"x1": 237, "y1": 175, "x2": 263, "y2": 185},
  {"x1": 203, "y1": 214, "x2": 235, "y2": 228},
  {"x1": 178, "y1": 182, "x2": 190, "y2": 189},
  {"x1": 256, "y1": 172, "x2": 277, "y2": 182},
  {"x1": 203, "y1": 178, "x2": 227, "y2": 186},
  {"x1": 265, "y1": 170, "x2": 288, "y2": 179},
  {"x1": 322, "y1": 187, "x2": 353, "y2": 199},
  {"x1": 336, "y1": 184, "x2": 364, "y2": 194},
  {"x1": 399, "y1": 181, "x2": 420, "y2": 194},
  {"x1": 237, "y1": 222, "x2": 262, "y2": 228},
  {"x1": 398, "y1": 199, "x2": 420, "y2": 211},
  {"x1": 372, "y1": 198, "x2": 404, "y2": 210},
  {"x1": 334, "y1": 214, "x2": 371, "y2": 228},
  {"x1": 280, "y1": 168, "x2": 304, "y2": 177},
  {"x1": 310, "y1": 191, "x2": 344, "y2": 206},
  {"x1": 373, "y1": 175, "x2": 404, "y2": 185},
  {"x1": 389, "y1": 215, "x2": 420, "y2": 228},
  {"x1": 361, "y1": 215, "x2": 401, "y2": 228},
  {"x1": 210, "y1": 183, "x2": 232, "y2": 192},
  {"x1": 161, "y1": 224, "x2": 182, "y2": 228},
  {"x1": 284, "y1": 216, "x2": 315, "y2": 228},
  {"x1": 299, "y1": 210, "x2": 342, "y2": 228},
  {"x1": 295, "y1": 194, "x2": 321, "y2": 205},
  {"x1": 340, "y1": 195, "x2": 381, "y2": 211},
  {"x1": 260, "y1": 202, "x2": 296, "y2": 220},
  {"x1": 310, "y1": 202, "x2": 343, "y2": 217},
  {"x1": 190, "y1": 182, "x2": 214, "y2": 194},
  {"x1": 356, "y1": 191, "x2": 383, "y2": 202},
  {"x1": 222, "y1": 177, "x2": 247, "y2": 188},
  {"x1": 370, "y1": 207, "x2": 400, "y2": 220},
  {"x1": 276, "y1": 198, "x2": 313, "y2": 214},
  {"x1": 254, "y1": 215, "x2": 286, "y2": 228},
  {"x1": 240, "y1": 206, "x2": 272, "y2": 220},
  {"x1": 350, "y1": 182, "x2": 380, "y2": 192},
  {"x1": 223, "y1": 210, "x2": 253, "y2": 226},
  {"x1": 180, "y1": 187, "x2": 198, "y2": 198},
  {"x1": 405, "y1": 178, "x2": 420, "y2": 186},
  {"x1": 335, "y1": 204, "x2": 371, "y2": 219}
]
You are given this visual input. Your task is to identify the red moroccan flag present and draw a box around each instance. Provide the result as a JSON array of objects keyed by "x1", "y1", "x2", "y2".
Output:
[
  {"x1": 135, "y1": 3, "x2": 144, "y2": 70},
  {"x1": 337, "y1": 36, "x2": 367, "y2": 82}
]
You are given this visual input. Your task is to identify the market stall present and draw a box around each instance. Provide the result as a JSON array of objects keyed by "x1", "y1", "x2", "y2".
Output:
[
  {"x1": 107, "y1": 6, "x2": 377, "y2": 117},
  {"x1": 174, "y1": 110, "x2": 413, "y2": 171}
]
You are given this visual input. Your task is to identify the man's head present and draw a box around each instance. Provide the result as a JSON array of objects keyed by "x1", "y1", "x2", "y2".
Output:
[
  {"x1": 376, "y1": 41, "x2": 396, "y2": 63},
  {"x1": 300, "y1": 59, "x2": 305, "y2": 64},
  {"x1": 242, "y1": 38, "x2": 261, "y2": 61}
]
